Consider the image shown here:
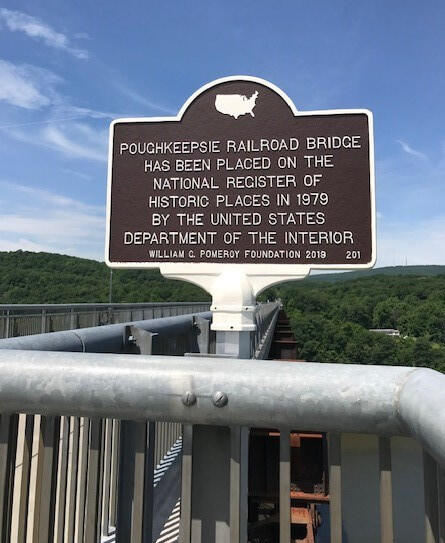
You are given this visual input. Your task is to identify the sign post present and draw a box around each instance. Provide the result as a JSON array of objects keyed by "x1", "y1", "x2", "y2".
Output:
[{"x1": 106, "y1": 76, "x2": 375, "y2": 542}]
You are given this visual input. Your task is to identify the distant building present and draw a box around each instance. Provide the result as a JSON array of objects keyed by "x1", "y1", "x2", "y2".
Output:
[{"x1": 369, "y1": 328, "x2": 401, "y2": 337}]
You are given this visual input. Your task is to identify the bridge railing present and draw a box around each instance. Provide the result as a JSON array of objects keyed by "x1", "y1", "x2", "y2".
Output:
[
  {"x1": 0, "y1": 302, "x2": 210, "y2": 339},
  {"x1": 0, "y1": 302, "x2": 280, "y2": 543},
  {"x1": 0, "y1": 301, "x2": 443, "y2": 543}
]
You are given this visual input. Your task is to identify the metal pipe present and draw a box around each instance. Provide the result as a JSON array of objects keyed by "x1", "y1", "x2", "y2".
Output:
[
  {"x1": 0, "y1": 312, "x2": 211, "y2": 352},
  {"x1": 397, "y1": 369, "x2": 445, "y2": 471},
  {"x1": 0, "y1": 351, "x2": 444, "y2": 465}
]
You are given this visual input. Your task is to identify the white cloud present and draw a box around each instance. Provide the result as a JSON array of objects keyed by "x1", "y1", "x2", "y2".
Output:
[
  {"x1": 0, "y1": 8, "x2": 88, "y2": 59},
  {"x1": 0, "y1": 181, "x2": 105, "y2": 260},
  {"x1": 0, "y1": 60, "x2": 61, "y2": 109},
  {"x1": 396, "y1": 140, "x2": 427, "y2": 161},
  {"x1": 5, "y1": 121, "x2": 108, "y2": 162},
  {"x1": 2, "y1": 182, "x2": 104, "y2": 213},
  {"x1": 42, "y1": 123, "x2": 108, "y2": 161},
  {"x1": 115, "y1": 84, "x2": 176, "y2": 115}
]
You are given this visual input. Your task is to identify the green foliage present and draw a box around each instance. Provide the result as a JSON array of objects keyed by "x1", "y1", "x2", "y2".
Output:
[
  {"x1": 1, "y1": 251, "x2": 444, "y2": 373},
  {"x1": 271, "y1": 273, "x2": 445, "y2": 373},
  {"x1": 0, "y1": 251, "x2": 210, "y2": 303}
]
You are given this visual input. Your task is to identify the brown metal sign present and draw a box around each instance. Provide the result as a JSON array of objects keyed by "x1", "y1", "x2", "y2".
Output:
[{"x1": 106, "y1": 77, "x2": 375, "y2": 270}]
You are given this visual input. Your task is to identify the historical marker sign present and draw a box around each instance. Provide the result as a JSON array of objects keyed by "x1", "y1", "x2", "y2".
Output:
[{"x1": 106, "y1": 77, "x2": 375, "y2": 271}]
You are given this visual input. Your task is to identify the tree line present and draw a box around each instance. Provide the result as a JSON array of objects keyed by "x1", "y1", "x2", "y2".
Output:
[
  {"x1": 264, "y1": 273, "x2": 445, "y2": 372},
  {"x1": 0, "y1": 251, "x2": 209, "y2": 303}
]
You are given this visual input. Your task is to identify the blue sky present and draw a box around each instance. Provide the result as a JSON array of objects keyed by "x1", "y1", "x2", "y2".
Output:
[{"x1": 0, "y1": 0, "x2": 444, "y2": 266}]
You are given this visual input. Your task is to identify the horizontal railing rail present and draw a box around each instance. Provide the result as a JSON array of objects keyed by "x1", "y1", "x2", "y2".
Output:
[
  {"x1": 0, "y1": 302, "x2": 211, "y2": 339},
  {"x1": 0, "y1": 311, "x2": 212, "y2": 352},
  {"x1": 0, "y1": 302, "x2": 210, "y2": 312},
  {"x1": 0, "y1": 351, "x2": 443, "y2": 467}
]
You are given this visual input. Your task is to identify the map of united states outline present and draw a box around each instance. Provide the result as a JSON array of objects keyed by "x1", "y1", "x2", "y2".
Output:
[{"x1": 214, "y1": 91, "x2": 259, "y2": 119}]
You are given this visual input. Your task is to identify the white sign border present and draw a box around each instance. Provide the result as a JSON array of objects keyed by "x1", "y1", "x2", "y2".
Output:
[{"x1": 105, "y1": 75, "x2": 376, "y2": 280}]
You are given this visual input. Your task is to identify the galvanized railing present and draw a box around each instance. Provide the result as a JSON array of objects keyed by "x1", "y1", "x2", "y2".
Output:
[
  {"x1": 0, "y1": 302, "x2": 210, "y2": 339},
  {"x1": 0, "y1": 351, "x2": 444, "y2": 542},
  {"x1": 0, "y1": 301, "x2": 443, "y2": 543},
  {"x1": 0, "y1": 302, "x2": 280, "y2": 543}
]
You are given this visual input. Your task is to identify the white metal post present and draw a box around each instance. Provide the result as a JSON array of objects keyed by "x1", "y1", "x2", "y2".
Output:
[{"x1": 187, "y1": 271, "x2": 255, "y2": 543}]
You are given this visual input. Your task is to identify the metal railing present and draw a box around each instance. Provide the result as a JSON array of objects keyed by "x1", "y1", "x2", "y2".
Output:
[
  {"x1": 0, "y1": 302, "x2": 210, "y2": 339},
  {"x1": 0, "y1": 306, "x2": 219, "y2": 543},
  {"x1": 0, "y1": 302, "x2": 280, "y2": 543},
  {"x1": 0, "y1": 301, "x2": 443, "y2": 542}
]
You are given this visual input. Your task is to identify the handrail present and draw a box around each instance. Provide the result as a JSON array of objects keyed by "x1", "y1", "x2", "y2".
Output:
[
  {"x1": 0, "y1": 312, "x2": 211, "y2": 352},
  {"x1": 0, "y1": 351, "x2": 443, "y2": 466}
]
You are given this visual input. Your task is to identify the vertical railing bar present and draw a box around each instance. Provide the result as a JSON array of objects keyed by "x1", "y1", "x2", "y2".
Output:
[
  {"x1": 379, "y1": 436, "x2": 394, "y2": 543},
  {"x1": 26, "y1": 415, "x2": 40, "y2": 542},
  {"x1": 130, "y1": 421, "x2": 147, "y2": 542},
  {"x1": 101, "y1": 419, "x2": 113, "y2": 537},
  {"x1": 438, "y1": 466, "x2": 445, "y2": 543},
  {"x1": 54, "y1": 417, "x2": 69, "y2": 543},
  {"x1": 74, "y1": 418, "x2": 90, "y2": 543},
  {"x1": 179, "y1": 424, "x2": 193, "y2": 543},
  {"x1": 0, "y1": 414, "x2": 19, "y2": 543},
  {"x1": 239, "y1": 427, "x2": 249, "y2": 543},
  {"x1": 9, "y1": 413, "x2": 24, "y2": 542},
  {"x1": 159, "y1": 422, "x2": 164, "y2": 466},
  {"x1": 328, "y1": 433, "x2": 343, "y2": 543},
  {"x1": 142, "y1": 422, "x2": 155, "y2": 543},
  {"x1": 4, "y1": 310, "x2": 10, "y2": 339},
  {"x1": 97, "y1": 419, "x2": 106, "y2": 539},
  {"x1": 154, "y1": 422, "x2": 159, "y2": 469},
  {"x1": 109, "y1": 420, "x2": 119, "y2": 529},
  {"x1": 167, "y1": 423, "x2": 172, "y2": 455},
  {"x1": 230, "y1": 426, "x2": 240, "y2": 543},
  {"x1": 64, "y1": 417, "x2": 80, "y2": 543},
  {"x1": 84, "y1": 419, "x2": 103, "y2": 543},
  {"x1": 116, "y1": 422, "x2": 130, "y2": 542},
  {"x1": 424, "y1": 451, "x2": 440, "y2": 543},
  {"x1": 69, "y1": 309, "x2": 75, "y2": 330},
  {"x1": 279, "y1": 429, "x2": 291, "y2": 543},
  {"x1": 32, "y1": 416, "x2": 60, "y2": 543},
  {"x1": 13, "y1": 414, "x2": 34, "y2": 543},
  {"x1": 163, "y1": 423, "x2": 167, "y2": 465},
  {"x1": 40, "y1": 309, "x2": 46, "y2": 334}
]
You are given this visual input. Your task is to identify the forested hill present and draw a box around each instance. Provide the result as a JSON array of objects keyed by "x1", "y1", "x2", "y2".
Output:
[
  {"x1": 0, "y1": 251, "x2": 210, "y2": 303},
  {"x1": 308, "y1": 265, "x2": 445, "y2": 282},
  {"x1": 265, "y1": 273, "x2": 445, "y2": 372}
]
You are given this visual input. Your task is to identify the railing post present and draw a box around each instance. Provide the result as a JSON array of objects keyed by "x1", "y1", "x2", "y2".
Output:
[
  {"x1": 424, "y1": 451, "x2": 440, "y2": 543},
  {"x1": 328, "y1": 433, "x2": 343, "y2": 543},
  {"x1": 279, "y1": 429, "x2": 291, "y2": 543},
  {"x1": 40, "y1": 309, "x2": 46, "y2": 334},
  {"x1": 439, "y1": 466, "x2": 445, "y2": 543},
  {"x1": 69, "y1": 309, "x2": 76, "y2": 330},
  {"x1": 4, "y1": 310, "x2": 10, "y2": 339},
  {"x1": 185, "y1": 270, "x2": 255, "y2": 543},
  {"x1": 0, "y1": 414, "x2": 18, "y2": 542},
  {"x1": 179, "y1": 424, "x2": 193, "y2": 543},
  {"x1": 379, "y1": 437, "x2": 394, "y2": 543}
]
